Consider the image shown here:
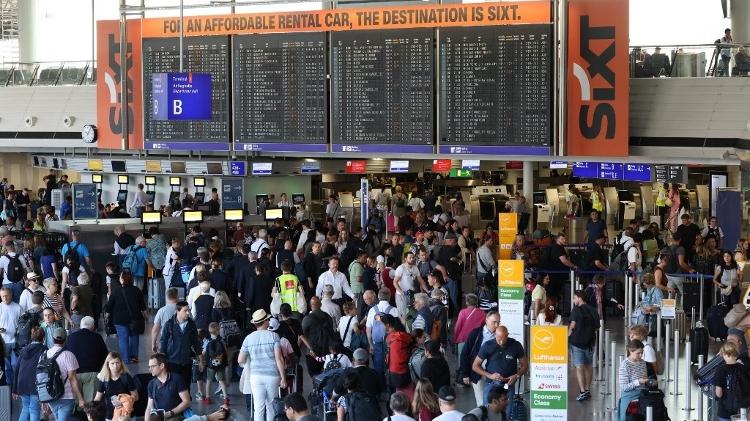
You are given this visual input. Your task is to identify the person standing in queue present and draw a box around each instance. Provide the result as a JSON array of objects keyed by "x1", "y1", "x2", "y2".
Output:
[
  {"x1": 159, "y1": 301, "x2": 201, "y2": 390},
  {"x1": 460, "y1": 311, "x2": 501, "y2": 406},
  {"x1": 471, "y1": 325, "x2": 527, "y2": 419},
  {"x1": 144, "y1": 353, "x2": 191, "y2": 421},
  {"x1": 544, "y1": 233, "x2": 577, "y2": 301}
]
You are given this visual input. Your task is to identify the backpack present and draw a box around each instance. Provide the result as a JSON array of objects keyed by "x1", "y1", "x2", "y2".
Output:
[
  {"x1": 394, "y1": 195, "x2": 406, "y2": 209},
  {"x1": 324, "y1": 354, "x2": 344, "y2": 372},
  {"x1": 345, "y1": 391, "x2": 382, "y2": 421},
  {"x1": 429, "y1": 304, "x2": 446, "y2": 342},
  {"x1": 63, "y1": 242, "x2": 81, "y2": 270},
  {"x1": 6, "y1": 254, "x2": 25, "y2": 283},
  {"x1": 219, "y1": 319, "x2": 242, "y2": 348},
  {"x1": 408, "y1": 346, "x2": 426, "y2": 382},
  {"x1": 572, "y1": 304, "x2": 598, "y2": 348},
  {"x1": 462, "y1": 406, "x2": 489, "y2": 421},
  {"x1": 121, "y1": 245, "x2": 142, "y2": 274},
  {"x1": 36, "y1": 348, "x2": 67, "y2": 403},
  {"x1": 15, "y1": 308, "x2": 41, "y2": 350},
  {"x1": 371, "y1": 305, "x2": 393, "y2": 344},
  {"x1": 206, "y1": 338, "x2": 227, "y2": 369},
  {"x1": 637, "y1": 387, "x2": 669, "y2": 421},
  {"x1": 726, "y1": 366, "x2": 750, "y2": 414},
  {"x1": 610, "y1": 233, "x2": 625, "y2": 260},
  {"x1": 609, "y1": 246, "x2": 634, "y2": 272}
]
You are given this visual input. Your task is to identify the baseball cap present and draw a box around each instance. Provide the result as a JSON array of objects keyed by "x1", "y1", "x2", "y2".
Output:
[
  {"x1": 268, "y1": 317, "x2": 280, "y2": 331},
  {"x1": 438, "y1": 385, "x2": 456, "y2": 402},
  {"x1": 444, "y1": 232, "x2": 457, "y2": 241},
  {"x1": 52, "y1": 327, "x2": 67, "y2": 341}
]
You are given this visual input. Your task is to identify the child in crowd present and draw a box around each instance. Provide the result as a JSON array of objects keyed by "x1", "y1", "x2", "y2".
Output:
[
  {"x1": 194, "y1": 329, "x2": 208, "y2": 403},
  {"x1": 317, "y1": 339, "x2": 353, "y2": 372},
  {"x1": 203, "y1": 322, "x2": 230, "y2": 405}
]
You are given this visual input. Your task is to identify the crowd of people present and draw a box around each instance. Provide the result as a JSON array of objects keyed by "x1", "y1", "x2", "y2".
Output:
[{"x1": 0, "y1": 177, "x2": 749, "y2": 421}]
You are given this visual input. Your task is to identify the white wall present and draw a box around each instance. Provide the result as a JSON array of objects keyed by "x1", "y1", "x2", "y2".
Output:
[{"x1": 0, "y1": 153, "x2": 80, "y2": 194}]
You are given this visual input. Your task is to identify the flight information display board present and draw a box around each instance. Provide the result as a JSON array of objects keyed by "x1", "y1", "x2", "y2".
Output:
[
  {"x1": 142, "y1": 36, "x2": 230, "y2": 151},
  {"x1": 331, "y1": 29, "x2": 433, "y2": 153},
  {"x1": 439, "y1": 24, "x2": 552, "y2": 155},
  {"x1": 233, "y1": 33, "x2": 327, "y2": 152}
]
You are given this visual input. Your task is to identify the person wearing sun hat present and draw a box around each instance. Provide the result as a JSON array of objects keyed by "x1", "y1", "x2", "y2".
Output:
[
  {"x1": 238, "y1": 309, "x2": 288, "y2": 421},
  {"x1": 19, "y1": 271, "x2": 45, "y2": 312}
]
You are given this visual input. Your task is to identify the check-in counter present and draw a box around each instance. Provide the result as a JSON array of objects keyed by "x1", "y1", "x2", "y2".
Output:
[{"x1": 47, "y1": 215, "x2": 265, "y2": 275}]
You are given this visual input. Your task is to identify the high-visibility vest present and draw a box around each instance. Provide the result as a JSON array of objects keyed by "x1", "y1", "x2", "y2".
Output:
[
  {"x1": 655, "y1": 186, "x2": 667, "y2": 207},
  {"x1": 592, "y1": 192, "x2": 604, "y2": 212},
  {"x1": 277, "y1": 273, "x2": 300, "y2": 312}
]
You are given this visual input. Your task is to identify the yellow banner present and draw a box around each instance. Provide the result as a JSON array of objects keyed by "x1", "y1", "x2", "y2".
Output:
[
  {"x1": 87, "y1": 159, "x2": 103, "y2": 172},
  {"x1": 145, "y1": 160, "x2": 162, "y2": 173},
  {"x1": 530, "y1": 325, "x2": 568, "y2": 364},
  {"x1": 498, "y1": 259, "x2": 524, "y2": 288},
  {"x1": 141, "y1": 2, "x2": 551, "y2": 37},
  {"x1": 499, "y1": 213, "x2": 518, "y2": 236}
]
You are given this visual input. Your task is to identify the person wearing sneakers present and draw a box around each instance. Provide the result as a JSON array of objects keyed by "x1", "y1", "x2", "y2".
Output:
[{"x1": 569, "y1": 290, "x2": 599, "y2": 402}]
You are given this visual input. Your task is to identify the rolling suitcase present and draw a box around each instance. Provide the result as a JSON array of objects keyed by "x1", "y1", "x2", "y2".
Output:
[
  {"x1": 689, "y1": 322, "x2": 710, "y2": 364},
  {"x1": 148, "y1": 276, "x2": 165, "y2": 310},
  {"x1": 606, "y1": 279, "x2": 625, "y2": 316},
  {"x1": 706, "y1": 303, "x2": 730, "y2": 340},
  {"x1": 681, "y1": 280, "x2": 702, "y2": 315}
]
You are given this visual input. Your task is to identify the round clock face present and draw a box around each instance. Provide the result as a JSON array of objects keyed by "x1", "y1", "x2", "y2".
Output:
[{"x1": 82, "y1": 125, "x2": 97, "y2": 143}]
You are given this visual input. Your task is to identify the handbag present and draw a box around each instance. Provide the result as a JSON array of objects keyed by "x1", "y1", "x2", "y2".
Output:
[
  {"x1": 103, "y1": 312, "x2": 116, "y2": 335},
  {"x1": 271, "y1": 278, "x2": 283, "y2": 315},
  {"x1": 120, "y1": 288, "x2": 145, "y2": 335},
  {"x1": 296, "y1": 289, "x2": 307, "y2": 314}
]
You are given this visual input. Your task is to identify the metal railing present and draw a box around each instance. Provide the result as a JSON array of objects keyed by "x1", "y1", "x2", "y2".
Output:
[
  {"x1": 630, "y1": 43, "x2": 750, "y2": 78},
  {"x1": 0, "y1": 60, "x2": 95, "y2": 87}
]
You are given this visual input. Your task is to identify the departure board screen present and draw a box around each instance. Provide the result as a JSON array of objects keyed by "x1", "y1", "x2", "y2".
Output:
[
  {"x1": 233, "y1": 33, "x2": 327, "y2": 153},
  {"x1": 331, "y1": 29, "x2": 434, "y2": 153},
  {"x1": 142, "y1": 36, "x2": 230, "y2": 151},
  {"x1": 439, "y1": 24, "x2": 552, "y2": 155}
]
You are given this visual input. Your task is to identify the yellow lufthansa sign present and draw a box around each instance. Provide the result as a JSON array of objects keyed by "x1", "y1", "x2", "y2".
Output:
[
  {"x1": 499, "y1": 213, "x2": 517, "y2": 236},
  {"x1": 530, "y1": 326, "x2": 568, "y2": 364},
  {"x1": 498, "y1": 259, "x2": 524, "y2": 288}
]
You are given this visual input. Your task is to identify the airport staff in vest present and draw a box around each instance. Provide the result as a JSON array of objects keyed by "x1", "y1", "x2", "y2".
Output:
[{"x1": 274, "y1": 259, "x2": 304, "y2": 314}]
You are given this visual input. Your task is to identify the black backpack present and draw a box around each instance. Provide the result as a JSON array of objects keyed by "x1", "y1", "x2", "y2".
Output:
[
  {"x1": 36, "y1": 348, "x2": 67, "y2": 403},
  {"x1": 609, "y1": 233, "x2": 625, "y2": 261},
  {"x1": 638, "y1": 387, "x2": 669, "y2": 421},
  {"x1": 15, "y1": 308, "x2": 41, "y2": 350},
  {"x1": 206, "y1": 338, "x2": 227, "y2": 369},
  {"x1": 6, "y1": 254, "x2": 25, "y2": 283},
  {"x1": 345, "y1": 391, "x2": 381, "y2": 421},
  {"x1": 324, "y1": 354, "x2": 344, "y2": 372},
  {"x1": 63, "y1": 242, "x2": 81, "y2": 270}
]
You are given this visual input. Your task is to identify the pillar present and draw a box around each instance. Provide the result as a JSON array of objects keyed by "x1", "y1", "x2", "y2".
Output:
[
  {"x1": 731, "y1": 0, "x2": 750, "y2": 44},
  {"x1": 523, "y1": 161, "x2": 534, "y2": 230},
  {"x1": 16, "y1": 0, "x2": 37, "y2": 62}
]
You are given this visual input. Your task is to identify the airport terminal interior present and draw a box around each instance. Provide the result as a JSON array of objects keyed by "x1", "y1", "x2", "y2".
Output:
[{"x1": 3, "y1": 0, "x2": 750, "y2": 420}]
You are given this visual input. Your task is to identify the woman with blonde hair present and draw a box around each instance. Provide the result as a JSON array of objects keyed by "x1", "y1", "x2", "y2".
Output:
[
  {"x1": 94, "y1": 352, "x2": 138, "y2": 421},
  {"x1": 411, "y1": 378, "x2": 441, "y2": 421}
]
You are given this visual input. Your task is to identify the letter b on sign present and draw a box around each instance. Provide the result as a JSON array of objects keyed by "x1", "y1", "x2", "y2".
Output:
[{"x1": 172, "y1": 100, "x2": 183, "y2": 115}]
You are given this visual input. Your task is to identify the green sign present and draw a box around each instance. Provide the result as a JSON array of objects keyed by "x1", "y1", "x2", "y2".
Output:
[{"x1": 449, "y1": 168, "x2": 472, "y2": 178}]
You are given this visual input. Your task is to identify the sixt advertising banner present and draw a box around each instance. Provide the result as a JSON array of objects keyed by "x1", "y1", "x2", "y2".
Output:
[
  {"x1": 566, "y1": 0, "x2": 628, "y2": 157},
  {"x1": 141, "y1": 2, "x2": 551, "y2": 37},
  {"x1": 96, "y1": 20, "x2": 143, "y2": 150}
]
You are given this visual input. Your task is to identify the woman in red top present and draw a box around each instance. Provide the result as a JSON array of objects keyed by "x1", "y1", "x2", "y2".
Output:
[
  {"x1": 377, "y1": 255, "x2": 397, "y2": 304},
  {"x1": 384, "y1": 314, "x2": 414, "y2": 392},
  {"x1": 411, "y1": 378, "x2": 441, "y2": 421}
]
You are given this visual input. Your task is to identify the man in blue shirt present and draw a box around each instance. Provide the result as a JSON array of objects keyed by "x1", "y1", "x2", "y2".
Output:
[
  {"x1": 472, "y1": 325, "x2": 528, "y2": 419},
  {"x1": 60, "y1": 230, "x2": 92, "y2": 269},
  {"x1": 584, "y1": 210, "x2": 607, "y2": 246},
  {"x1": 145, "y1": 353, "x2": 191, "y2": 421}
]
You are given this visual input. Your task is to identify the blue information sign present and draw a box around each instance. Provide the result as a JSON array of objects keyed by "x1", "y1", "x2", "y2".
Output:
[
  {"x1": 572, "y1": 162, "x2": 598, "y2": 178},
  {"x1": 623, "y1": 164, "x2": 652, "y2": 182},
  {"x1": 72, "y1": 183, "x2": 97, "y2": 220},
  {"x1": 222, "y1": 178, "x2": 244, "y2": 211},
  {"x1": 229, "y1": 161, "x2": 247, "y2": 177},
  {"x1": 301, "y1": 162, "x2": 320, "y2": 174},
  {"x1": 598, "y1": 163, "x2": 623, "y2": 180},
  {"x1": 152, "y1": 72, "x2": 212, "y2": 121}
]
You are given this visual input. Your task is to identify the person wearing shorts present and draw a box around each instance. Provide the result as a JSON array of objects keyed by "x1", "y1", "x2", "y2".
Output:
[{"x1": 569, "y1": 291, "x2": 599, "y2": 402}]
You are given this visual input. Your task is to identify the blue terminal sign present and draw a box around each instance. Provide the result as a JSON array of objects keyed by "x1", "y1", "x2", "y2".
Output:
[
  {"x1": 571, "y1": 162, "x2": 598, "y2": 178},
  {"x1": 229, "y1": 161, "x2": 246, "y2": 177},
  {"x1": 623, "y1": 164, "x2": 652, "y2": 182},
  {"x1": 152, "y1": 72, "x2": 212, "y2": 121},
  {"x1": 598, "y1": 163, "x2": 623, "y2": 180},
  {"x1": 573, "y1": 162, "x2": 653, "y2": 182}
]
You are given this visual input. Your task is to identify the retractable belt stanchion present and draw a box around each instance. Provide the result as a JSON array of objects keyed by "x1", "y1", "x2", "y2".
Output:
[
  {"x1": 699, "y1": 274, "x2": 705, "y2": 321},
  {"x1": 602, "y1": 330, "x2": 611, "y2": 391},
  {"x1": 646, "y1": 406, "x2": 654, "y2": 421},
  {"x1": 664, "y1": 321, "x2": 671, "y2": 386},
  {"x1": 609, "y1": 341, "x2": 617, "y2": 410},
  {"x1": 740, "y1": 408, "x2": 747, "y2": 419},
  {"x1": 570, "y1": 269, "x2": 575, "y2": 311},
  {"x1": 672, "y1": 328, "x2": 681, "y2": 396},
  {"x1": 624, "y1": 272, "x2": 631, "y2": 323},
  {"x1": 683, "y1": 338, "x2": 693, "y2": 415},
  {"x1": 597, "y1": 321, "x2": 605, "y2": 381},
  {"x1": 696, "y1": 354, "x2": 704, "y2": 421},
  {"x1": 656, "y1": 312, "x2": 662, "y2": 352}
]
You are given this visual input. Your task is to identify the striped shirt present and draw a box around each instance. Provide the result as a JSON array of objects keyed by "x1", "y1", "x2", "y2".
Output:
[
  {"x1": 240, "y1": 329, "x2": 281, "y2": 377},
  {"x1": 619, "y1": 358, "x2": 647, "y2": 392}
]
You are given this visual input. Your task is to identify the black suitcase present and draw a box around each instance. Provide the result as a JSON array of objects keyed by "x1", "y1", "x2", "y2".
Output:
[
  {"x1": 706, "y1": 304, "x2": 730, "y2": 340},
  {"x1": 689, "y1": 323, "x2": 709, "y2": 364},
  {"x1": 606, "y1": 279, "x2": 625, "y2": 316},
  {"x1": 682, "y1": 280, "x2": 702, "y2": 315}
]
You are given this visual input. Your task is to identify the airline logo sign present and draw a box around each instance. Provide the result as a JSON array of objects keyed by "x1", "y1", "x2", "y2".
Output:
[
  {"x1": 566, "y1": 0, "x2": 628, "y2": 157},
  {"x1": 530, "y1": 326, "x2": 568, "y2": 420},
  {"x1": 96, "y1": 20, "x2": 143, "y2": 149}
]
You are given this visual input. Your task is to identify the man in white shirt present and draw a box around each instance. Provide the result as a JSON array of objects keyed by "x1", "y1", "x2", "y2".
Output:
[
  {"x1": 366, "y1": 288, "x2": 401, "y2": 345},
  {"x1": 628, "y1": 233, "x2": 643, "y2": 276},
  {"x1": 0, "y1": 287, "x2": 22, "y2": 392},
  {"x1": 250, "y1": 228, "x2": 271, "y2": 256},
  {"x1": 476, "y1": 236, "x2": 496, "y2": 279},
  {"x1": 407, "y1": 194, "x2": 425, "y2": 213},
  {"x1": 19, "y1": 272, "x2": 46, "y2": 312},
  {"x1": 130, "y1": 183, "x2": 149, "y2": 218},
  {"x1": 0, "y1": 241, "x2": 29, "y2": 287},
  {"x1": 296, "y1": 220, "x2": 312, "y2": 253},
  {"x1": 393, "y1": 252, "x2": 426, "y2": 316},
  {"x1": 45, "y1": 327, "x2": 86, "y2": 418},
  {"x1": 433, "y1": 386, "x2": 465, "y2": 421},
  {"x1": 316, "y1": 257, "x2": 354, "y2": 301}
]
